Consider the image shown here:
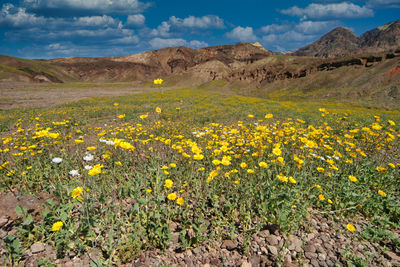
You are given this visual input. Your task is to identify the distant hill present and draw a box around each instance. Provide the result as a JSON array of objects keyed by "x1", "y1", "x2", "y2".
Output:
[{"x1": 295, "y1": 20, "x2": 400, "y2": 58}]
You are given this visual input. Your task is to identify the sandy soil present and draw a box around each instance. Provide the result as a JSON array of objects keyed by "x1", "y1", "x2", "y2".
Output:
[{"x1": 0, "y1": 82, "x2": 160, "y2": 110}]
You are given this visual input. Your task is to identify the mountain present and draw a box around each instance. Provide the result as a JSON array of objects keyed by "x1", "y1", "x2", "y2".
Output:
[
  {"x1": 1, "y1": 20, "x2": 400, "y2": 108},
  {"x1": 295, "y1": 27, "x2": 359, "y2": 58},
  {"x1": 359, "y1": 20, "x2": 400, "y2": 52},
  {"x1": 295, "y1": 20, "x2": 400, "y2": 58}
]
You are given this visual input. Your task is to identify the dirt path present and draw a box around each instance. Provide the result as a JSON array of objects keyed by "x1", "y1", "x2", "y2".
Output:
[{"x1": 0, "y1": 82, "x2": 160, "y2": 110}]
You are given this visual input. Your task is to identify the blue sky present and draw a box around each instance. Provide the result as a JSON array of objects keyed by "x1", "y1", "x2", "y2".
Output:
[{"x1": 0, "y1": 0, "x2": 399, "y2": 59}]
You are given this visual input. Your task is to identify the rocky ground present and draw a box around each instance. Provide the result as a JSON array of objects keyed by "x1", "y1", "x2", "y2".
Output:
[{"x1": 1, "y1": 191, "x2": 399, "y2": 266}]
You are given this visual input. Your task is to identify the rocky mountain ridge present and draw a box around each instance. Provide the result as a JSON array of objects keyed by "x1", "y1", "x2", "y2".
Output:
[{"x1": 295, "y1": 20, "x2": 400, "y2": 58}]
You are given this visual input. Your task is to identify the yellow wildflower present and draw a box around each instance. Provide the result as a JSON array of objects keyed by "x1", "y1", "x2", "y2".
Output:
[
  {"x1": 88, "y1": 164, "x2": 103, "y2": 176},
  {"x1": 153, "y1": 78, "x2": 164, "y2": 85},
  {"x1": 167, "y1": 193, "x2": 177, "y2": 201},
  {"x1": 346, "y1": 224, "x2": 356, "y2": 232},
  {"x1": 258, "y1": 161, "x2": 268, "y2": 168},
  {"x1": 52, "y1": 221, "x2": 63, "y2": 231},
  {"x1": 164, "y1": 179, "x2": 173, "y2": 188},
  {"x1": 71, "y1": 186, "x2": 83, "y2": 200},
  {"x1": 378, "y1": 190, "x2": 387, "y2": 197},
  {"x1": 176, "y1": 197, "x2": 184, "y2": 206},
  {"x1": 348, "y1": 175, "x2": 357, "y2": 182},
  {"x1": 272, "y1": 147, "x2": 282, "y2": 156},
  {"x1": 265, "y1": 113, "x2": 273, "y2": 119}
]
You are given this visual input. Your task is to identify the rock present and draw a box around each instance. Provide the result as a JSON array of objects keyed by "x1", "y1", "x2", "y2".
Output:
[
  {"x1": 259, "y1": 230, "x2": 270, "y2": 238},
  {"x1": 184, "y1": 258, "x2": 194, "y2": 267},
  {"x1": 249, "y1": 255, "x2": 261, "y2": 266},
  {"x1": 288, "y1": 235, "x2": 303, "y2": 253},
  {"x1": 241, "y1": 261, "x2": 252, "y2": 267},
  {"x1": 221, "y1": 240, "x2": 236, "y2": 251},
  {"x1": 0, "y1": 229, "x2": 6, "y2": 239},
  {"x1": 284, "y1": 254, "x2": 292, "y2": 264},
  {"x1": 304, "y1": 244, "x2": 317, "y2": 253},
  {"x1": 326, "y1": 259, "x2": 335, "y2": 267},
  {"x1": 267, "y1": 245, "x2": 278, "y2": 258},
  {"x1": 169, "y1": 232, "x2": 180, "y2": 247},
  {"x1": 0, "y1": 216, "x2": 8, "y2": 228},
  {"x1": 210, "y1": 258, "x2": 219, "y2": 265},
  {"x1": 316, "y1": 245, "x2": 325, "y2": 254},
  {"x1": 193, "y1": 247, "x2": 202, "y2": 255},
  {"x1": 310, "y1": 258, "x2": 319, "y2": 267},
  {"x1": 305, "y1": 252, "x2": 318, "y2": 260},
  {"x1": 261, "y1": 246, "x2": 268, "y2": 255},
  {"x1": 318, "y1": 253, "x2": 327, "y2": 261},
  {"x1": 384, "y1": 251, "x2": 400, "y2": 261},
  {"x1": 266, "y1": 235, "x2": 279, "y2": 246},
  {"x1": 31, "y1": 242, "x2": 45, "y2": 254},
  {"x1": 306, "y1": 233, "x2": 316, "y2": 241}
]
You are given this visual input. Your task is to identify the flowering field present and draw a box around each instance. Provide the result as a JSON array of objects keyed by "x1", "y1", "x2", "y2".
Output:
[{"x1": 0, "y1": 88, "x2": 399, "y2": 265}]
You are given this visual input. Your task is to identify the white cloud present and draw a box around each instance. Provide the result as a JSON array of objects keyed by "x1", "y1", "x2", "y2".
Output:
[
  {"x1": 366, "y1": 0, "x2": 400, "y2": 8},
  {"x1": 150, "y1": 21, "x2": 171, "y2": 37},
  {"x1": 126, "y1": 14, "x2": 145, "y2": 27},
  {"x1": 74, "y1": 15, "x2": 120, "y2": 28},
  {"x1": 281, "y1": 2, "x2": 374, "y2": 19},
  {"x1": 260, "y1": 24, "x2": 291, "y2": 34},
  {"x1": 149, "y1": 38, "x2": 208, "y2": 49},
  {"x1": 261, "y1": 30, "x2": 318, "y2": 51},
  {"x1": 110, "y1": 35, "x2": 139, "y2": 44},
  {"x1": 226, "y1": 26, "x2": 257, "y2": 42},
  {"x1": 22, "y1": 0, "x2": 150, "y2": 15},
  {"x1": 188, "y1": 40, "x2": 208, "y2": 48},
  {"x1": 149, "y1": 38, "x2": 187, "y2": 49},
  {"x1": 295, "y1": 20, "x2": 342, "y2": 34},
  {"x1": 0, "y1": 3, "x2": 46, "y2": 28},
  {"x1": 169, "y1": 15, "x2": 225, "y2": 29}
]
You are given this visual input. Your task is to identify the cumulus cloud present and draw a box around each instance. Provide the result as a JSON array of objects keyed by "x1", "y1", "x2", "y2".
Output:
[
  {"x1": 126, "y1": 14, "x2": 145, "y2": 27},
  {"x1": 295, "y1": 20, "x2": 342, "y2": 34},
  {"x1": 260, "y1": 23, "x2": 291, "y2": 34},
  {"x1": 0, "y1": 3, "x2": 46, "y2": 28},
  {"x1": 22, "y1": 0, "x2": 151, "y2": 15},
  {"x1": 281, "y1": 2, "x2": 374, "y2": 20},
  {"x1": 261, "y1": 31, "x2": 317, "y2": 51},
  {"x1": 149, "y1": 38, "x2": 207, "y2": 49},
  {"x1": 149, "y1": 15, "x2": 224, "y2": 38},
  {"x1": 366, "y1": 0, "x2": 400, "y2": 8},
  {"x1": 74, "y1": 15, "x2": 121, "y2": 28},
  {"x1": 226, "y1": 26, "x2": 257, "y2": 42},
  {"x1": 150, "y1": 21, "x2": 171, "y2": 37},
  {"x1": 169, "y1": 15, "x2": 225, "y2": 29}
]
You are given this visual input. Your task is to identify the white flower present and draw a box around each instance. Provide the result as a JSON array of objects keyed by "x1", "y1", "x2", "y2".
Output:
[
  {"x1": 83, "y1": 153, "x2": 94, "y2": 161},
  {"x1": 52, "y1": 157, "x2": 62, "y2": 163},
  {"x1": 105, "y1": 140, "x2": 115, "y2": 146},
  {"x1": 84, "y1": 165, "x2": 92, "y2": 170},
  {"x1": 69, "y1": 170, "x2": 80, "y2": 176}
]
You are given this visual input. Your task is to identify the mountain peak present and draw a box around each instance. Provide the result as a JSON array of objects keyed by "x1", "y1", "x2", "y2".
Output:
[
  {"x1": 295, "y1": 20, "x2": 400, "y2": 58},
  {"x1": 295, "y1": 27, "x2": 358, "y2": 58}
]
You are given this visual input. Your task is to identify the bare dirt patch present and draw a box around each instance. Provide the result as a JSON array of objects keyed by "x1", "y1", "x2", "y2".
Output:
[{"x1": 0, "y1": 82, "x2": 159, "y2": 110}]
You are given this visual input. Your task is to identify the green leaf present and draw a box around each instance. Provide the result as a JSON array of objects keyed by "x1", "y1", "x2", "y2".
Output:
[
  {"x1": 15, "y1": 205, "x2": 25, "y2": 217},
  {"x1": 24, "y1": 213, "x2": 34, "y2": 223}
]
